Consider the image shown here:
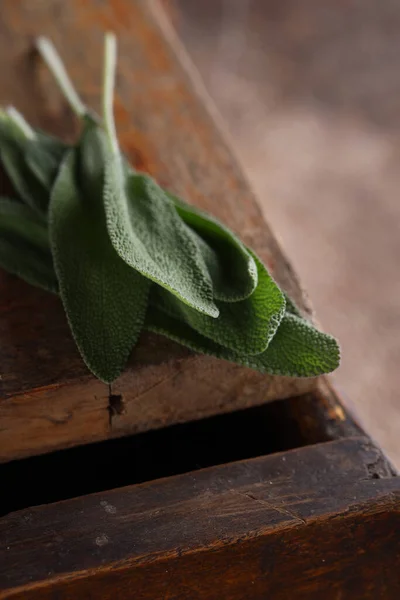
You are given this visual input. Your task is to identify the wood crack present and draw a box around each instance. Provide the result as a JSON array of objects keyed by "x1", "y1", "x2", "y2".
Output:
[
  {"x1": 237, "y1": 491, "x2": 307, "y2": 526},
  {"x1": 107, "y1": 368, "x2": 187, "y2": 429}
]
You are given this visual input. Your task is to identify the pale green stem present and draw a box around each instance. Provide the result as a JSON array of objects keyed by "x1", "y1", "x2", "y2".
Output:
[
  {"x1": 36, "y1": 36, "x2": 86, "y2": 118},
  {"x1": 5, "y1": 106, "x2": 36, "y2": 140},
  {"x1": 102, "y1": 32, "x2": 119, "y2": 154}
]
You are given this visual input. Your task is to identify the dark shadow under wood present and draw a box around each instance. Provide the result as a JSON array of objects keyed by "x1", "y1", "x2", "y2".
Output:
[{"x1": 0, "y1": 384, "x2": 364, "y2": 517}]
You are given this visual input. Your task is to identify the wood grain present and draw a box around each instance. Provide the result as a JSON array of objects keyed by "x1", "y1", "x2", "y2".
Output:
[
  {"x1": 0, "y1": 382, "x2": 368, "y2": 517},
  {"x1": 1, "y1": 437, "x2": 399, "y2": 599},
  {"x1": 0, "y1": 0, "x2": 319, "y2": 462}
]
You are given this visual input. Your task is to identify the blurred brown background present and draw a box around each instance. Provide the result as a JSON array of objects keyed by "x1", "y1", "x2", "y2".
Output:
[{"x1": 169, "y1": 0, "x2": 400, "y2": 465}]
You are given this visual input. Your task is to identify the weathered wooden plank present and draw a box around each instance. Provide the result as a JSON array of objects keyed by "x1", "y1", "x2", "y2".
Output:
[
  {"x1": 0, "y1": 383, "x2": 368, "y2": 517},
  {"x1": 0, "y1": 0, "x2": 316, "y2": 462},
  {"x1": 1, "y1": 437, "x2": 399, "y2": 599}
]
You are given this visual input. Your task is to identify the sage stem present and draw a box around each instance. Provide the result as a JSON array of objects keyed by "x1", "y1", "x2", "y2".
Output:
[
  {"x1": 36, "y1": 36, "x2": 87, "y2": 118},
  {"x1": 102, "y1": 32, "x2": 119, "y2": 154}
]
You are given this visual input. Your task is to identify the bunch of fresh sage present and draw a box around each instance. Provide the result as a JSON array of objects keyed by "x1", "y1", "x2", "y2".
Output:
[{"x1": 0, "y1": 33, "x2": 340, "y2": 383}]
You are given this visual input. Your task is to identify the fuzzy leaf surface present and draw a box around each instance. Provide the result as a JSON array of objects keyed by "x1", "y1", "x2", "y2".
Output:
[
  {"x1": 146, "y1": 305, "x2": 340, "y2": 377},
  {"x1": 0, "y1": 197, "x2": 56, "y2": 293},
  {"x1": 150, "y1": 253, "x2": 285, "y2": 355},
  {"x1": 0, "y1": 127, "x2": 48, "y2": 214},
  {"x1": 0, "y1": 197, "x2": 49, "y2": 250},
  {"x1": 104, "y1": 158, "x2": 219, "y2": 317},
  {"x1": 25, "y1": 132, "x2": 67, "y2": 194},
  {"x1": 50, "y1": 132, "x2": 150, "y2": 383},
  {"x1": 168, "y1": 193, "x2": 258, "y2": 302}
]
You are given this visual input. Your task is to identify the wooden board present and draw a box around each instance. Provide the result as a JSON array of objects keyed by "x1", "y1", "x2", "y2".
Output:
[
  {"x1": 0, "y1": 382, "x2": 365, "y2": 516},
  {"x1": 0, "y1": 0, "x2": 317, "y2": 462},
  {"x1": 1, "y1": 436, "x2": 399, "y2": 599}
]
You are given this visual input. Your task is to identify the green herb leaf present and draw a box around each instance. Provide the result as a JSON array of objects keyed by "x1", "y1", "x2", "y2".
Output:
[
  {"x1": 104, "y1": 158, "x2": 219, "y2": 318},
  {"x1": 0, "y1": 126, "x2": 48, "y2": 215},
  {"x1": 0, "y1": 197, "x2": 49, "y2": 250},
  {"x1": 0, "y1": 110, "x2": 67, "y2": 215},
  {"x1": 146, "y1": 306, "x2": 340, "y2": 377},
  {"x1": 168, "y1": 193, "x2": 258, "y2": 302},
  {"x1": 150, "y1": 253, "x2": 285, "y2": 355},
  {"x1": 50, "y1": 136, "x2": 150, "y2": 383},
  {"x1": 0, "y1": 30, "x2": 340, "y2": 385},
  {"x1": 25, "y1": 132, "x2": 67, "y2": 193},
  {"x1": 242, "y1": 313, "x2": 340, "y2": 377},
  {"x1": 0, "y1": 234, "x2": 57, "y2": 293},
  {"x1": 0, "y1": 198, "x2": 56, "y2": 291}
]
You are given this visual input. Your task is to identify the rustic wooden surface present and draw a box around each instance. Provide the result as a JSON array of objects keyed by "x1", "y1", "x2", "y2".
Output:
[
  {"x1": 0, "y1": 0, "x2": 321, "y2": 462},
  {"x1": 1, "y1": 437, "x2": 399, "y2": 600},
  {"x1": 0, "y1": 381, "x2": 367, "y2": 516}
]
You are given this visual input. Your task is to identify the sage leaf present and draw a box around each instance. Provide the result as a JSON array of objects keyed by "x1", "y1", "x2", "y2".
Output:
[
  {"x1": 0, "y1": 197, "x2": 49, "y2": 250},
  {"x1": 0, "y1": 118, "x2": 57, "y2": 215},
  {"x1": 0, "y1": 235, "x2": 57, "y2": 293},
  {"x1": 0, "y1": 197, "x2": 56, "y2": 292},
  {"x1": 77, "y1": 116, "x2": 107, "y2": 200},
  {"x1": 146, "y1": 306, "x2": 340, "y2": 377},
  {"x1": 150, "y1": 253, "x2": 285, "y2": 355},
  {"x1": 25, "y1": 132, "x2": 67, "y2": 193},
  {"x1": 168, "y1": 192, "x2": 258, "y2": 300},
  {"x1": 0, "y1": 30, "x2": 340, "y2": 384},
  {"x1": 104, "y1": 157, "x2": 219, "y2": 318},
  {"x1": 0, "y1": 135, "x2": 48, "y2": 215},
  {"x1": 169, "y1": 193, "x2": 258, "y2": 302},
  {"x1": 241, "y1": 313, "x2": 340, "y2": 377},
  {"x1": 50, "y1": 138, "x2": 150, "y2": 383}
]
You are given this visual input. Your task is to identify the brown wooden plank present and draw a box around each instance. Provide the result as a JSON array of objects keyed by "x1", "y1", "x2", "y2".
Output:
[
  {"x1": 0, "y1": 0, "x2": 321, "y2": 462},
  {"x1": 0, "y1": 383, "x2": 370, "y2": 517},
  {"x1": 0, "y1": 437, "x2": 399, "y2": 599}
]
